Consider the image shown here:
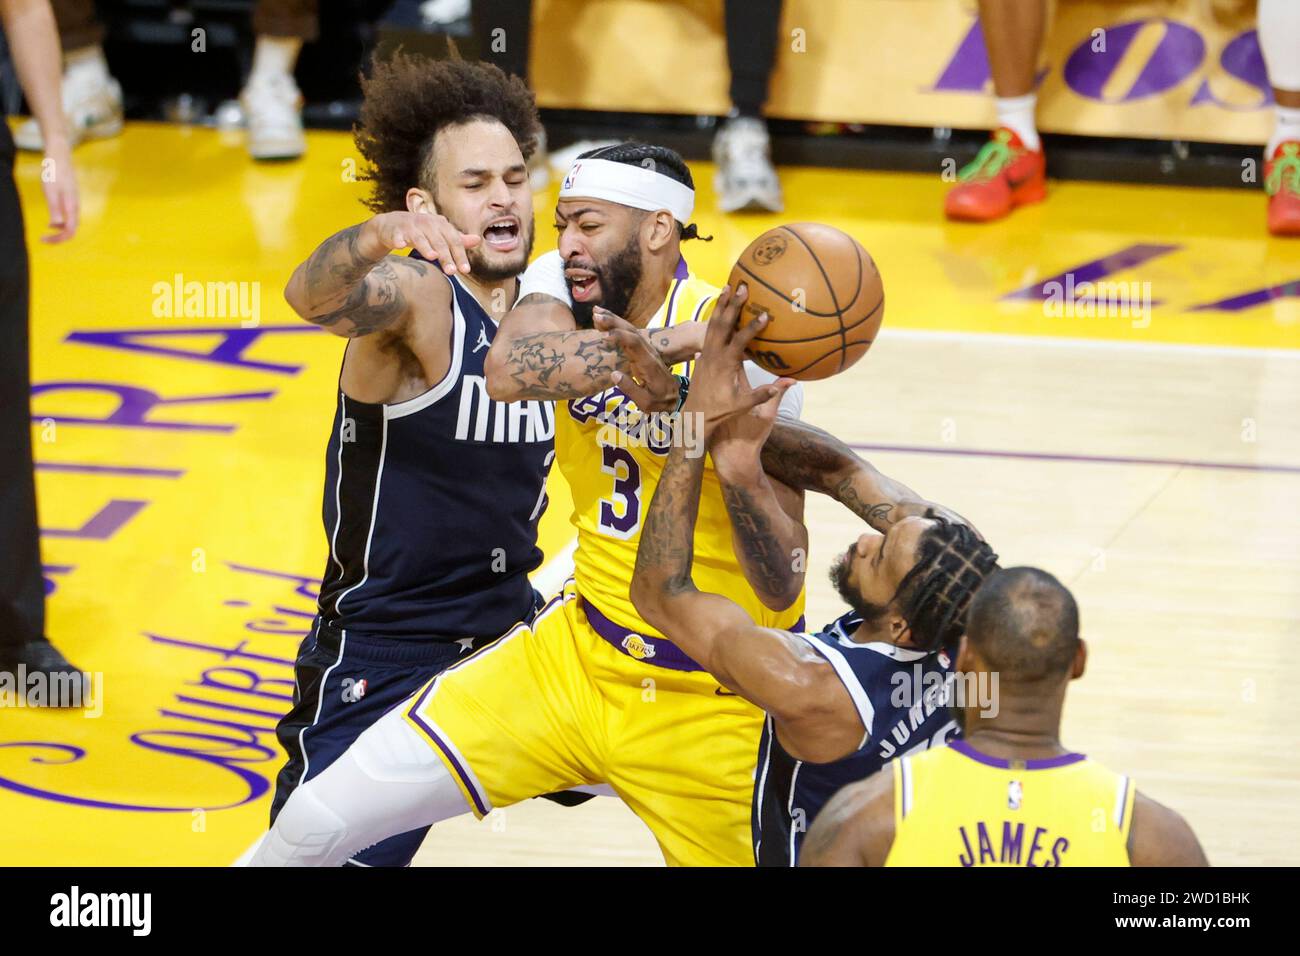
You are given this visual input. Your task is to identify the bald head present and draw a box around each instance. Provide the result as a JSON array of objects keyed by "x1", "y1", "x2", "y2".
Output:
[{"x1": 965, "y1": 567, "x2": 1079, "y2": 681}]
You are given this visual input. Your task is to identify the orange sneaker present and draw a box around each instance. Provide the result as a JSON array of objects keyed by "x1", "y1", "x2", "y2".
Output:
[
  {"x1": 945, "y1": 128, "x2": 1047, "y2": 223},
  {"x1": 1265, "y1": 141, "x2": 1300, "y2": 238}
]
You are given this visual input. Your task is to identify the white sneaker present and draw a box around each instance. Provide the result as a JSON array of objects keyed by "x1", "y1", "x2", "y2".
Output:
[
  {"x1": 241, "y1": 73, "x2": 306, "y2": 161},
  {"x1": 13, "y1": 62, "x2": 123, "y2": 152},
  {"x1": 546, "y1": 138, "x2": 621, "y2": 179},
  {"x1": 712, "y1": 116, "x2": 783, "y2": 213}
]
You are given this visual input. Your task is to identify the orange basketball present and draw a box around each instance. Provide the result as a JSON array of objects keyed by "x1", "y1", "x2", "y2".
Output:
[{"x1": 726, "y1": 223, "x2": 884, "y2": 381}]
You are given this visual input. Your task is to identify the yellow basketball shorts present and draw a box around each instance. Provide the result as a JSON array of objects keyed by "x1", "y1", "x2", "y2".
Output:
[{"x1": 402, "y1": 579, "x2": 764, "y2": 866}]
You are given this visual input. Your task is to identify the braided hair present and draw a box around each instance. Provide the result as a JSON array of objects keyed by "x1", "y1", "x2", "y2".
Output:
[
  {"x1": 893, "y1": 518, "x2": 999, "y2": 652},
  {"x1": 574, "y1": 142, "x2": 712, "y2": 242}
]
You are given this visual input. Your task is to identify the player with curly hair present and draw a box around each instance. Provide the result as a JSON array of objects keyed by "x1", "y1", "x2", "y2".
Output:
[{"x1": 263, "y1": 50, "x2": 562, "y2": 867}]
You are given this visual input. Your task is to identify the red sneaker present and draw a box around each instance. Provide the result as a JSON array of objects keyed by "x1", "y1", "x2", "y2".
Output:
[
  {"x1": 945, "y1": 128, "x2": 1047, "y2": 223},
  {"x1": 1265, "y1": 141, "x2": 1300, "y2": 238}
]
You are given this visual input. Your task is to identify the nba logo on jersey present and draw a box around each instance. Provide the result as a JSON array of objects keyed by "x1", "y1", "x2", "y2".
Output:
[{"x1": 1008, "y1": 779, "x2": 1023, "y2": 810}]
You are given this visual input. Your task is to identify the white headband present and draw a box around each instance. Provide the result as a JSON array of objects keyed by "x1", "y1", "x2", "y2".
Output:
[{"x1": 558, "y1": 158, "x2": 695, "y2": 225}]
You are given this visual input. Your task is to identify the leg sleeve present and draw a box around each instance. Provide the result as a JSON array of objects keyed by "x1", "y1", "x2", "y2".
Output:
[{"x1": 248, "y1": 700, "x2": 470, "y2": 866}]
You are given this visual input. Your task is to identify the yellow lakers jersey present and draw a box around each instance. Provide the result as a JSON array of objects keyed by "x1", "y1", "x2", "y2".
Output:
[
  {"x1": 557, "y1": 270, "x2": 806, "y2": 638},
  {"x1": 886, "y1": 739, "x2": 1134, "y2": 867}
]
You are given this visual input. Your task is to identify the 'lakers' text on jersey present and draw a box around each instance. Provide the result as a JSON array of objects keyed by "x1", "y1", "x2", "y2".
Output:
[
  {"x1": 555, "y1": 264, "x2": 805, "y2": 643},
  {"x1": 317, "y1": 270, "x2": 554, "y2": 640},
  {"x1": 886, "y1": 740, "x2": 1135, "y2": 866},
  {"x1": 753, "y1": 609, "x2": 959, "y2": 866}
]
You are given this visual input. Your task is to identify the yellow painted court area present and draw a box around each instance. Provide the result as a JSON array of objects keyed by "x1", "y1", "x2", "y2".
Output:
[{"x1": 4, "y1": 122, "x2": 1299, "y2": 866}]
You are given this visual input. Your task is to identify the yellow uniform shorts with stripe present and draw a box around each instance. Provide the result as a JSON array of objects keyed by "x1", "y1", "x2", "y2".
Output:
[{"x1": 402, "y1": 579, "x2": 763, "y2": 866}]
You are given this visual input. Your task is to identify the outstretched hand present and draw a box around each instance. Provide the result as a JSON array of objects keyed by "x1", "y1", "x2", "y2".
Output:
[
  {"x1": 685, "y1": 283, "x2": 795, "y2": 439},
  {"x1": 596, "y1": 307, "x2": 682, "y2": 414}
]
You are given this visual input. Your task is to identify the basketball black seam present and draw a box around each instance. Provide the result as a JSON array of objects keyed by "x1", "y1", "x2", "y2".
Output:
[
  {"x1": 749, "y1": 293, "x2": 883, "y2": 344},
  {"x1": 735, "y1": 262, "x2": 841, "y2": 318},
  {"x1": 779, "y1": 225, "x2": 848, "y2": 370},
  {"x1": 780, "y1": 339, "x2": 873, "y2": 377},
  {"x1": 837, "y1": 244, "x2": 867, "y2": 316}
]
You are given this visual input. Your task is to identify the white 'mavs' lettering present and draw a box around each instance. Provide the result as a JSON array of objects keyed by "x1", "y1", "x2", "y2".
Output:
[{"x1": 454, "y1": 375, "x2": 555, "y2": 443}]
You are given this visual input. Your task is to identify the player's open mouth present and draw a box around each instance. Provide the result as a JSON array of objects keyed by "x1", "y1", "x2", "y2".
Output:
[
  {"x1": 566, "y1": 269, "x2": 600, "y2": 302},
  {"x1": 483, "y1": 218, "x2": 520, "y2": 252}
]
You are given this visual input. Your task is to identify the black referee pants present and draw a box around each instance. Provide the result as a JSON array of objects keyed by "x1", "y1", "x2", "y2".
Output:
[{"x1": 0, "y1": 125, "x2": 46, "y2": 652}]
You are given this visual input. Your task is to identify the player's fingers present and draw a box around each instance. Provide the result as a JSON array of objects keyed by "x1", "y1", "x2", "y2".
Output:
[
  {"x1": 610, "y1": 369, "x2": 660, "y2": 411},
  {"x1": 439, "y1": 228, "x2": 475, "y2": 277},
  {"x1": 704, "y1": 286, "x2": 737, "y2": 350},
  {"x1": 732, "y1": 310, "x2": 770, "y2": 355},
  {"x1": 610, "y1": 329, "x2": 669, "y2": 381},
  {"x1": 426, "y1": 232, "x2": 458, "y2": 275},
  {"x1": 744, "y1": 379, "x2": 794, "y2": 415},
  {"x1": 410, "y1": 230, "x2": 441, "y2": 262},
  {"x1": 54, "y1": 187, "x2": 79, "y2": 242},
  {"x1": 715, "y1": 283, "x2": 748, "y2": 345},
  {"x1": 751, "y1": 379, "x2": 795, "y2": 420},
  {"x1": 592, "y1": 307, "x2": 636, "y2": 332},
  {"x1": 426, "y1": 227, "x2": 467, "y2": 277},
  {"x1": 611, "y1": 331, "x2": 678, "y2": 411}
]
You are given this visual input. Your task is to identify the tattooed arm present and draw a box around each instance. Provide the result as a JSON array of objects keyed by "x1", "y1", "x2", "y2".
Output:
[
  {"x1": 800, "y1": 771, "x2": 896, "y2": 867},
  {"x1": 759, "y1": 419, "x2": 978, "y2": 536},
  {"x1": 630, "y1": 294, "x2": 863, "y2": 764},
  {"x1": 712, "y1": 421, "x2": 809, "y2": 612},
  {"x1": 631, "y1": 439, "x2": 864, "y2": 764},
  {"x1": 284, "y1": 212, "x2": 477, "y2": 339},
  {"x1": 484, "y1": 294, "x2": 702, "y2": 405}
]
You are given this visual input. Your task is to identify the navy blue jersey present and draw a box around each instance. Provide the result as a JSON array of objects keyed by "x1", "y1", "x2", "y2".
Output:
[
  {"x1": 752, "y1": 609, "x2": 961, "y2": 866},
  {"x1": 317, "y1": 270, "x2": 555, "y2": 640}
]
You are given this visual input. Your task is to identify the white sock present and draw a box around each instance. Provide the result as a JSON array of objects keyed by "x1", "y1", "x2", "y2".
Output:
[
  {"x1": 1259, "y1": 0, "x2": 1300, "y2": 89},
  {"x1": 64, "y1": 44, "x2": 110, "y2": 87},
  {"x1": 1268, "y1": 105, "x2": 1300, "y2": 159},
  {"x1": 247, "y1": 701, "x2": 471, "y2": 866},
  {"x1": 996, "y1": 93, "x2": 1040, "y2": 151},
  {"x1": 1260, "y1": 0, "x2": 1300, "y2": 156},
  {"x1": 247, "y1": 35, "x2": 303, "y2": 87}
]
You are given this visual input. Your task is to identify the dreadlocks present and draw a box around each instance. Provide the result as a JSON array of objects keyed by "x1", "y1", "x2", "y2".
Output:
[
  {"x1": 893, "y1": 518, "x2": 1000, "y2": 652},
  {"x1": 575, "y1": 142, "x2": 713, "y2": 242},
  {"x1": 354, "y1": 51, "x2": 541, "y2": 214}
]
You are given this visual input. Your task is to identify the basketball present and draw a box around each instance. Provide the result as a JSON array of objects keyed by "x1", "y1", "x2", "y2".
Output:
[{"x1": 726, "y1": 223, "x2": 885, "y2": 381}]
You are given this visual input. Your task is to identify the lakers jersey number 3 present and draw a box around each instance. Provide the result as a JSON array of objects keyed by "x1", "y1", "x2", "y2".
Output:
[{"x1": 886, "y1": 739, "x2": 1135, "y2": 867}]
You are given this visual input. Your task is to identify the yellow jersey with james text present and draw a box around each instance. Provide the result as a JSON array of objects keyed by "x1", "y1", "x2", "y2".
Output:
[
  {"x1": 556, "y1": 270, "x2": 805, "y2": 638},
  {"x1": 886, "y1": 739, "x2": 1134, "y2": 866}
]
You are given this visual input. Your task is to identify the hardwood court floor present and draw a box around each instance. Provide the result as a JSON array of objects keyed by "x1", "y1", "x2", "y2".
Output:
[{"x1": 5, "y1": 121, "x2": 1298, "y2": 866}]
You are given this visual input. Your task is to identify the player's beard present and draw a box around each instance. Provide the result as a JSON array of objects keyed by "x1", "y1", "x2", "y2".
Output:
[
  {"x1": 829, "y1": 546, "x2": 892, "y2": 627},
  {"x1": 569, "y1": 232, "x2": 643, "y2": 329}
]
